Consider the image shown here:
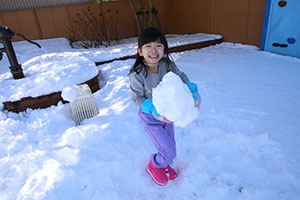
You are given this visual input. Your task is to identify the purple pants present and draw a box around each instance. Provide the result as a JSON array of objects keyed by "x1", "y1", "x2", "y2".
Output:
[{"x1": 138, "y1": 108, "x2": 176, "y2": 168}]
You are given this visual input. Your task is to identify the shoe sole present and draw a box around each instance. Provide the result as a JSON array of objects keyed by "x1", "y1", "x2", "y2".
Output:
[
  {"x1": 168, "y1": 175, "x2": 177, "y2": 180},
  {"x1": 146, "y1": 167, "x2": 168, "y2": 186}
]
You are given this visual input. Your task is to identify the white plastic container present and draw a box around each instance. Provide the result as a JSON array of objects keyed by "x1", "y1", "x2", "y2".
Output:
[{"x1": 70, "y1": 84, "x2": 98, "y2": 125}]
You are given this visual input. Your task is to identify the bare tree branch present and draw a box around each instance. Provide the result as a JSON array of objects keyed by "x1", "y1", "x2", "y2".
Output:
[{"x1": 128, "y1": 0, "x2": 143, "y2": 34}]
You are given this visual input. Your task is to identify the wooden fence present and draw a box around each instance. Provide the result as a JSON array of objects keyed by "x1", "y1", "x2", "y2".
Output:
[
  {"x1": 0, "y1": 0, "x2": 266, "y2": 46},
  {"x1": 164, "y1": 0, "x2": 266, "y2": 46}
]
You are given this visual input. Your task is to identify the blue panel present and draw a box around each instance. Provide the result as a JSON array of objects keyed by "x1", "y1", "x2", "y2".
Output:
[
  {"x1": 262, "y1": 0, "x2": 300, "y2": 58},
  {"x1": 261, "y1": 0, "x2": 272, "y2": 50}
]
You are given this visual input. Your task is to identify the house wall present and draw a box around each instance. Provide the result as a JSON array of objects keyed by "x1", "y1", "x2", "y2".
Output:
[{"x1": 0, "y1": 0, "x2": 266, "y2": 46}]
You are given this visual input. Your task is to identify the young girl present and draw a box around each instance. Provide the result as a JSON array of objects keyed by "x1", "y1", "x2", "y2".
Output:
[{"x1": 128, "y1": 27, "x2": 200, "y2": 186}]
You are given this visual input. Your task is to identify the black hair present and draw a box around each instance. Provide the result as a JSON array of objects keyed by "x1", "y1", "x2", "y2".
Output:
[{"x1": 128, "y1": 27, "x2": 172, "y2": 77}]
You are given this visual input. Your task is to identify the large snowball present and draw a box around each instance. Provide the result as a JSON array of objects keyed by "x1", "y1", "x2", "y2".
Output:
[
  {"x1": 152, "y1": 72, "x2": 199, "y2": 127},
  {"x1": 61, "y1": 85, "x2": 78, "y2": 102}
]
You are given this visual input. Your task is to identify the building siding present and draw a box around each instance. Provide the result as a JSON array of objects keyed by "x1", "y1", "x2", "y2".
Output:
[{"x1": 0, "y1": 0, "x2": 92, "y2": 12}]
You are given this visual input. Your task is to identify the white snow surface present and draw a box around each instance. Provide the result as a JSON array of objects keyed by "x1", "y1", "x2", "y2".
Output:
[
  {"x1": 152, "y1": 72, "x2": 198, "y2": 127},
  {"x1": 0, "y1": 34, "x2": 300, "y2": 200}
]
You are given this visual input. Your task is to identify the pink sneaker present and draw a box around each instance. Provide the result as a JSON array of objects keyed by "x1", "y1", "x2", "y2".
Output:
[
  {"x1": 165, "y1": 165, "x2": 178, "y2": 180},
  {"x1": 146, "y1": 160, "x2": 168, "y2": 186}
]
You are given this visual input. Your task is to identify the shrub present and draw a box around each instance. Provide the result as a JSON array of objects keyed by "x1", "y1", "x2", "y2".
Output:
[{"x1": 68, "y1": 6, "x2": 110, "y2": 48}]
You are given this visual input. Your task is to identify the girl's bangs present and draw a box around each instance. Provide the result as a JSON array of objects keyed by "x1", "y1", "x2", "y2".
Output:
[
  {"x1": 138, "y1": 28, "x2": 167, "y2": 48},
  {"x1": 140, "y1": 34, "x2": 162, "y2": 47}
]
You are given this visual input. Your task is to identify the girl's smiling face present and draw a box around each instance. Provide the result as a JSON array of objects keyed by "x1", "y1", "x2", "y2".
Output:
[{"x1": 138, "y1": 41, "x2": 165, "y2": 66}]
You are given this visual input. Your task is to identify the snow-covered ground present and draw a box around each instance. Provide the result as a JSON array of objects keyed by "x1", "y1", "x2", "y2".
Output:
[{"x1": 0, "y1": 34, "x2": 300, "y2": 200}]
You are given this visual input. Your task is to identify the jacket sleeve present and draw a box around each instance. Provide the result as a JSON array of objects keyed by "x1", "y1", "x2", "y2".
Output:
[
  {"x1": 129, "y1": 72, "x2": 147, "y2": 107},
  {"x1": 169, "y1": 62, "x2": 190, "y2": 83}
]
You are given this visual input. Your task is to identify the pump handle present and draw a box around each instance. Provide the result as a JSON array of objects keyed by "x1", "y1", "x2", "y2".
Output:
[{"x1": 16, "y1": 33, "x2": 41, "y2": 48}]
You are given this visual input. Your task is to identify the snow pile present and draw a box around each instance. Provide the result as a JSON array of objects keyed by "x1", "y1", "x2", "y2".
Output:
[
  {"x1": 153, "y1": 72, "x2": 199, "y2": 127},
  {"x1": 166, "y1": 33, "x2": 222, "y2": 48},
  {"x1": 0, "y1": 52, "x2": 98, "y2": 103}
]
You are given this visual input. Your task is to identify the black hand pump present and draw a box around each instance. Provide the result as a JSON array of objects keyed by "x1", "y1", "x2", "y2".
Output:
[{"x1": 0, "y1": 25, "x2": 41, "y2": 79}]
